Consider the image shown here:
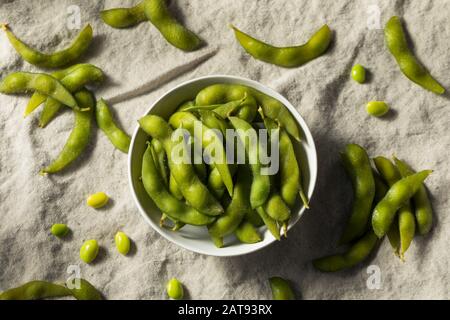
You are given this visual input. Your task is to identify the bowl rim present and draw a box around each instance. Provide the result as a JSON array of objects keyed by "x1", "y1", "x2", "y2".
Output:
[{"x1": 128, "y1": 74, "x2": 318, "y2": 257}]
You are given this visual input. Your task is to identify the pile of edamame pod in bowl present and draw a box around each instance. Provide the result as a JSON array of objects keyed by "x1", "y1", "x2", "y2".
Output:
[{"x1": 0, "y1": 0, "x2": 443, "y2": 300}]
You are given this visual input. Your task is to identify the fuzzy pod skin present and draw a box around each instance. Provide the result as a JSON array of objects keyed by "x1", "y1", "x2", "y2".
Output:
[
  {"x1": 2, "y1": 24, "x2": 93, "y2": 68},
  {"x1": 0, "y1": 281, "x2": 71, "y2": 300},
  {"x1": 96, "y1": 99, "x2": 131, "y2": 153},
  {"x1": 139, "y1": 115, "x2": 223, "y2": 216},
  {"x1": 256, "y1": 207, "x2": 280, "y2": 240},
  {"x1": 384, "y1": 16, "x2": 445, "y2": 95},
  {"x1": 0, "y1": 72, "x2": 78, "y2": 109},
  {"x1": 372, "y1": 170, "x2": 432, "y2": 238},
  {"x1": 339, "y1": 144, "x2": 376, "y2": 244},
  {"x1": 141, "y1": 144, "x2": 215, "y2": 226},
  {"x1": 101, "y1": 2, "x2": 147, "y2": 28},
  {"x1": 313, "y1": 230, "x2": 379, "y2": 272},
  {"x1": 232, "y1": 24, "x2": 332, "y2": 68},
  {"x1": 40, "y1": 90, "x2": 94, "y2": 174},
  {"x1": 143, "y1": 0, "x2": 202, "y2": 51},
  {"x1": 235, "y1": 221, "x2": 262, "y2": 244}
]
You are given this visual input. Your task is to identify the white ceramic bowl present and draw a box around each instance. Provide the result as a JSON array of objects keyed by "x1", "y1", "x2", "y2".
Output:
[{"x1": 128, "y1": 75, "x2": 317, "y2": 257}]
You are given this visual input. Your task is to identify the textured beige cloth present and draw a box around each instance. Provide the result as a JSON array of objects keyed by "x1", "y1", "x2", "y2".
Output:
[{"x1": 0, "y1": 0, "x2": 449, "y2": 299}]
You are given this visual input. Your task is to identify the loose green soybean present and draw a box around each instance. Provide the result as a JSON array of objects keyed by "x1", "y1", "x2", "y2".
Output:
[
  {"x1": 143, "y1": 0, "x2": 202, "y2": 51},
  {"x1": 372, "y1": 170, "x2": 432, "y2": 238},
  {"x1": 374, "y1": 156, "x2": 415, "y2": 258},
  {"x1": 2, "y1": 24, "x2": 93, "y2": 68},
  {"x1": 229, "y1": 117, "x2": 271, "y2": 209},
  {"x1": 141, "y1": 144, "x2": 215, "y2": 225},
  {"x1": 394, "y1": 157, "x2": 433, "y2": 235},
  {"x1": 208, "y1": 166, "x2": 252, "y2": 238},
  {"x1": 232, "y1": 24, "x2": 331, "y2": 68},
  {"x1": 0, "y1": 72, "x2": 78, "y2": 109},
  {"x1": 339, "y1": 144, "x2": 375, "y2": 244},
  {"x1": 79, "y1": 239, "x2": 99, "y2": 264},
  {"x1": 269, "y1": 277, "x2": 295, "y2": 300},
  {"x1": 101, "y1": 2, "x2": 147, "y2": 28},
  {"x1": 351, "y1": 64, "x2": 366, "y2": 84},
  {"x1": 87, "y1": 192, "x2": 109, "y2": 209},
  {"x1": 39, "y1": 64, "x2": 104, "y2": 127},
  {"x1": 51, "y1": 224, "x2": 69, "y2": 237},
  {"x1": 139, "y1": 115, "x2": 223, "y2": 215},
  {"x1": 40, "y1": 90, "x2": 93, "y2": 174},
  {"x1": 115, "y1": 231, "x2": 131, "y2": 255},
  {"x1": 96, "y1": 99, "x2": 131, "y2": 153},
  {"x1": 366, "y1": 101, "x2": 389, "y2": 117},
  {"x1": 166, "y1": 278, "x2": 184, "y2": 300},
  {"x1": 313, "y1": 230, "x2": 379, "y2": 272},
  {"x1": 384, "y1": 16, "x2": 445, "y2": 95}
]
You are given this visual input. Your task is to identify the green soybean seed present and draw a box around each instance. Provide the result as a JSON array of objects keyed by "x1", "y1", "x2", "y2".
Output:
[
  {"x1": 351, "y1": 64, "x2": 366, "y2": 84},
  {"x1": 2, "y1": 24, "x2": 93, "y2": 68},
  {"x1": 115, "y1": 231, "x2": 131, "y2": 255},
  {"x1": 339, "y1": 144, "x2": 375, "y2": 244},
  {"x1": 166, "y1": 278, "x2": 184, "y2": 300},
  {"x1": 232, "y1": 24, "x2": 332, "y2": 68},
  {"x1": 372, "y1": 170, "x2": 432, "y2": 238},
  {"x1": 96, "y1": 99, "x2": 131, "y2": 153},
  {"x1": 385, "y1": 16, "x2": 445, "y2": 95},
  {"x1": 51, "y1": 224, "x2": 69, "y2": 237},
  {"x1": 366, "y1": 101, "x2": 389, "y2": 117},
  {"x1": 269, "y1": 277, "x2": 295, "y2": 300},
  {"x1": 79, "y1": 239, "x2": 99, "y2": 264},
  {"x1": 86, "y1": 192, "x2": 109, "y2": 209},
  {"x1": 0, "y1": 72, "x2": 78, "y2": 109}
]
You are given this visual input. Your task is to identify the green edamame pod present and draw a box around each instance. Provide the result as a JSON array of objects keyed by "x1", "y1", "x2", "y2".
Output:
[
  {"x1": 151, "y1": 139, "x2": 169, "y2": 186},
  {"x1": 269, "y1": 277, "x2": 295, "y2": 300},
  {"x1": 232, "y1": 24, "x2": 331, "y2": 68},
  {"x1": 96, "y1": 99, "x2": 131, "y2": 153},
  {"x1": 374, "y1": 156, "x2": 415, "y2": 258},
  {"x1": 256, "y1": 207, "x2": 280, "y2": 240},
  {"x1": 262, "y1": 114, "x2": 308, "y2": 208},
  {"x1": 141, "y1": 144, "x2": 215, "y2": 225},
  {"x1": 169, "y1": 174, "x2": 184, "y2": 200},
  {"x1": 229, "y1": 117, "x2": 270, "y2": 209},
  {"x1": 245, "y1": 209, "x2": 264, "y2": 227},
  {"x1": 101, "y1": 2, "x2": 147, "y2": 28},
  {"x1": 372, "y1": 170, "x2": 432, "y2": 238},
  {"x1": 235, "y1": 221, "x2": 262, "y2": 244},
  {"x1": 2, "y1": 24, "x2": 93, "y2": 68},
  {"x1": 339, "y1": 144, "x2": 375, "y2": 244},
  {"x1": 197, "y1": 110, "x2": 231, "y2": 137},
  {"x1": 0, "y1": 72, "x2": 78, "y2": 109},
  {"x1": 40, "y1": 90, "x2": 93, "y2": 174},
  {"x1": 208, "y1": 166, "x2": 252, "y2": 238},
  {"x1": 139, "y1": 115, "x2": 223, "y2": 216},
  {"x1": 0, "y1": 281, "x2": 71, "y2": 300},
  {"x1": 69, "y1": 279, "x2": 103, "y2": 300},
  {"x1": 143, "y1": 0, "x2": 202, "y2": 51},
  {"x1": 313, "y1": 230, "x2": 379, "y2": 272},
  {"x1": 169, "y1": 111, "x2": 234, "y2": 196},
  {"x1": 264, "y1": 193, "x2": 291, "y2": 222},
  {"x1": 39, "y1": 64, "x2": 104, "y2": 127},
  {"x1": 394, "y1": 157, "x2": 433, "y2": 235},
  {"x1": 384, "y1": 16, "x2": 445, "y2": 95}
]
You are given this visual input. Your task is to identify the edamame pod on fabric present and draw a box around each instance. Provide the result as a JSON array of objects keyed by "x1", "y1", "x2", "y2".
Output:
[
  {"x1": 143, "y1": 0, "x2": 202, "y2": 51},
  {"x1": 2, "y1": 24, "x2": 93, "y2": 68},
  {"x1": 169, "y1": 111, "x2": 234, "y2": 196},
  {"x1": 39, "y1": 64, "x2": 104, "y2": 127},
  {"x1": 40, "y1": 90, "x2": 94, "y2": 174},
  {"x1": 139, "y1": 115, "x2": 223, "y2": 216},
  {"x1": 384, "y1": 16, "x2": 445, "y2": 95},
  {"x1": 68, "y1": 279, "x2": 103, "y2": 300},
  {"x1": 374, "y1": 156, "x2": 415, "y2": 259},
  {"x1": 0, "y1": 72, "x2": 78, "y2": 109},
  {"x1": 0, "y1": 281, "x2": 71, "y2": 300},
  {"x1": 208, "y1": 166, "x2": 252, "y2": 238},
  {"x1": 141, "y1": 144, "x2": 215, "y2": 226},
  {"x1": 372, "y1": 170, "x2": 432, "y2": 238},
  {"x1": 96, "y1": 99, "x2": 131, "y2": 153},
  {"x1": 394, "y1": 157, "x2": 433, "y2": 235},
  {"x1": 101, "y1": 2, "x2": 147, "y2": 28},
  {"x1": 313, "y1": 230, "x2": 379, "y2": 272},
  {"x1": 232, "y1": 24, "x2": 331, "y2": 68},
  {"x1": 339, "y1": 144, "x2": 375, "y2": 244},
  {"x1": 229, "y1": 117, "x2": 271, "y2": 209},
  {"x1": 269, "y1": 277, "x2": 295, "y2": 300}
]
